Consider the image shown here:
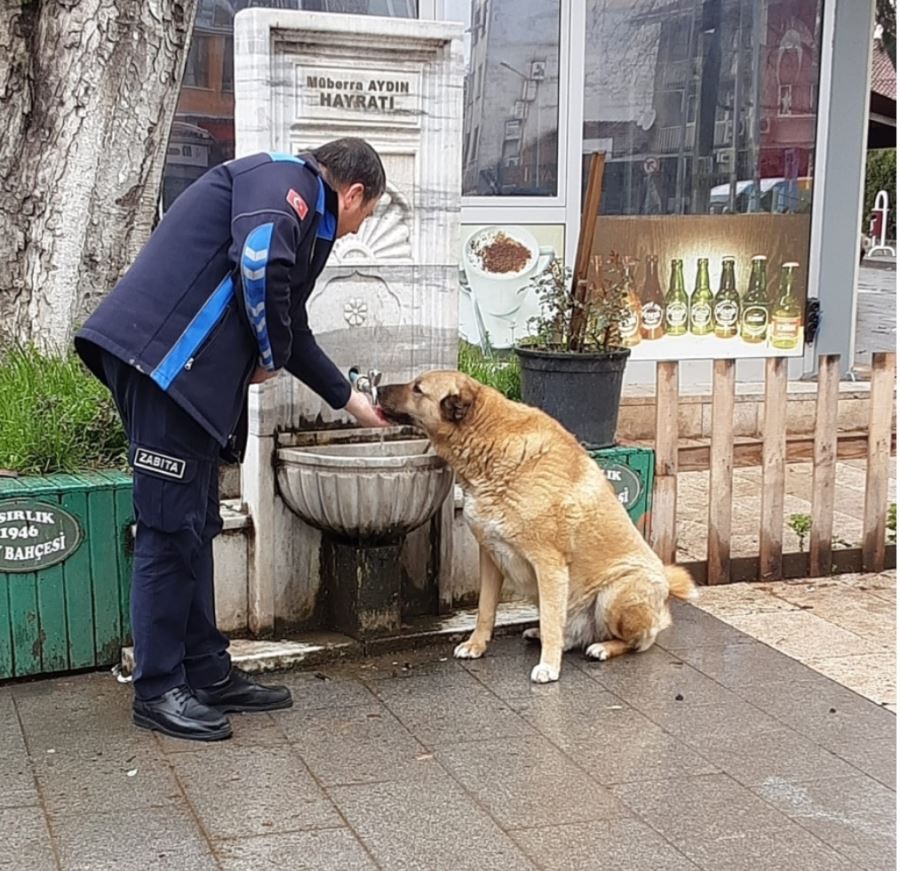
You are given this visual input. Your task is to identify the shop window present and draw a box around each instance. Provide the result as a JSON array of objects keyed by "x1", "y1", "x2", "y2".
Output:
[
  {"x1": 442, "y1": 0, "x2": 562, "y2": 198},
  {"x1": 583, "y1": 0, "x2": 823, "y2": 218},
  {"x1": 582, "y1": 0, "x2": 825, "y2": 365}
]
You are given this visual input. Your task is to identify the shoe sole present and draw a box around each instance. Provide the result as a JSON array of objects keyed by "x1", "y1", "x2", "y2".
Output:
[
  {"x1": 133, "y1": 713, "x2": 233, "y2": 741},
  {"x1": 213, "y1": 697, "x2": 295, "y2": 714}
]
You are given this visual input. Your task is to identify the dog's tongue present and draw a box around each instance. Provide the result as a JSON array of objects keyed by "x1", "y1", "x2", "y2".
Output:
[{"x1": 374, "y1": 406, "x2": 389, "y2": 423}]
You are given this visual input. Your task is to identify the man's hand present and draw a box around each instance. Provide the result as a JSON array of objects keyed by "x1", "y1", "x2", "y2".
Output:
[
  {"x1": 249, "y1": 366, "x2": 279, "y2": 385},
  {"x1": 345, "y1": 390, "x2": 390, "y2": 428}
]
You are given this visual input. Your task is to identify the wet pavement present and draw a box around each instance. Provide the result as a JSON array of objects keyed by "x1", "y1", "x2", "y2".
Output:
[
  {"x1": 2, "y1": 600, "x2": 895, "y2": 871},
  {"x1": 855, "y1": 258, "x2": 896, "y2": 371},
  {"x1": 675, "y1": 460, "x2": 897, "y2": 566},
  {"x1": 697, "y1": 572, "x2": 896, "y2": 711}
]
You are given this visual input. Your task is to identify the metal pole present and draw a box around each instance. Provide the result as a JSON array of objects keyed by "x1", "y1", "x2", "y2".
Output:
[
  {"x1": 812, "y1": 0, "x2": 876, "y2": 373},
  {"x1": 535, "y1": 80, "x2": 541, "y2": 191},
  {"x1": 728, "y1": 2, "x2": 745, "y2": 213},
  {"x1": 747, "y1": 0, "x2": 763, "y2": 212},
  {"x1": 675, "y1": 0, "x2": 700, "y2": 214}
]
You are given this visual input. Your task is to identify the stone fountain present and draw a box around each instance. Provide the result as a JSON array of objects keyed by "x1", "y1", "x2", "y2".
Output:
[
  {"x1": 277, "y1": 428, "x2": 452, "y2": 637},
  {"x1": 234, "y1": 10, "x2": 464, "y2": 639}
]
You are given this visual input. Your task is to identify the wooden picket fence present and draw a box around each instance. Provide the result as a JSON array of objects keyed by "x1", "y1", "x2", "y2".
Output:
[{"x1": 648, "y1": 352, "x2": 897, "y2": 584}]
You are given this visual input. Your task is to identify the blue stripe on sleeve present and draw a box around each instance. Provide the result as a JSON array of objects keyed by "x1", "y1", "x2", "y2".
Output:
[{"x1": 241, "y1": 223, "x2": 276, "y2": 370}]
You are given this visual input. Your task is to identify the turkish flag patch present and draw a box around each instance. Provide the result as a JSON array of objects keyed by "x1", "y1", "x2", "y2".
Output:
[{"x1": 286, "y1": 188, "x2": 308, "y2": 220}]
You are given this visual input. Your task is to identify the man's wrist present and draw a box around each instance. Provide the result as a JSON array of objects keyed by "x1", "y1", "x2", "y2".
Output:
[{"x1": 344, "y1": 390, "x2": 364, "y2": 413}]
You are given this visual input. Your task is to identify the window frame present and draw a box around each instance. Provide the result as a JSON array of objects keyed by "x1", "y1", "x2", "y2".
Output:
[{"x1": 423, "y1": 0, "x2": 844, "y2": 378}]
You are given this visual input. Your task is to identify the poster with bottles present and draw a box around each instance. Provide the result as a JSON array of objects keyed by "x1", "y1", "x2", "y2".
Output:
[
  {"x1": 458, "y1": 217, "x2": 808, "y2": 361},
  {"x1": 586, "y1": 214, "x2": 812, "y2": 361}
]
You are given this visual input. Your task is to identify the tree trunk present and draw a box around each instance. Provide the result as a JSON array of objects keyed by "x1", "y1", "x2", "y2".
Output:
[{"x1": 0, "y1": 0, "x2": 198, "y2": 352}]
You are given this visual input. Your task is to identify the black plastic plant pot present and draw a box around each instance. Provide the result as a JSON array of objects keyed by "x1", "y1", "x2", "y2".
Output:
[{"x1": 514, "y1": 346, "x2": 631, "y2": 449}]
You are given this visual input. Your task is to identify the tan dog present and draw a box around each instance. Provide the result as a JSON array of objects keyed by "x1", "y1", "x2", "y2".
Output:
[{"x1": 378, "y1": 370, "x2": 697, "y2": 684}]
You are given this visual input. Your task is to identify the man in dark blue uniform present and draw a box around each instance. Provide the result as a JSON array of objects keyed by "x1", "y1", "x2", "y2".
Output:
[{"x1": 75, "y1": 138, "x2": 390, "y2": 741}]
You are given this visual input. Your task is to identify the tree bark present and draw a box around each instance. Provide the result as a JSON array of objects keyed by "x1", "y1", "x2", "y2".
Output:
[{"x1": 0, "y1": 0, "x2": 198, "y2": 352}]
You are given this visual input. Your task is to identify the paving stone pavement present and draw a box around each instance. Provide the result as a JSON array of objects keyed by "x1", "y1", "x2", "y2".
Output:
[
  {"x1": 1, "y1": 601, "x2": 895, "y2": 871},
  {"x1": 854, "y1": 259, "x2": 896, "y2": 369},
  {"x1": 695, "y1": 571, "x2": 897, "y2": 712},
  {"x1": 675, "y1": 460, "x2": 897, "y2": 564}
]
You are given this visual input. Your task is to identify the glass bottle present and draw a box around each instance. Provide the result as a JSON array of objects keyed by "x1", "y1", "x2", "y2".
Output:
[
  {"x1": 639, "y1": 255, "x2": 665, "y2": 340},
  {"x1": 713, "y1": 256, "x2": 740, "y2": 338},
  {"x1": 689, "y1": 257, "x2": 714, "y2": 335},
  {"x1": 740, "y1": 255, "x2": 769, "y2": 344},
  {"x1": 665, "y1": 259, "x2": 688, "y2": 337},
  {"x1": 619, "y1": 257, "x2": 642, "y2": 347},
  {"x1": 769, "y1": 261, "x2": 803, "y2": 350}
]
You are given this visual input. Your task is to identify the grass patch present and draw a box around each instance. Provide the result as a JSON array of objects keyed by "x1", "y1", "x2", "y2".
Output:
[
  {"x1": 458, "y1": 340, "x2": 521, "y2": 401},
  {"x1": 0, "y1": 345, "x2": 128, "y2": 475}
]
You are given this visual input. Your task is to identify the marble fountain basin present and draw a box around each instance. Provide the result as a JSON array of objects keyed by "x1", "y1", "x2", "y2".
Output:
[{"x1": 276, "y1": 427, "x2": 453, "y2": 542}]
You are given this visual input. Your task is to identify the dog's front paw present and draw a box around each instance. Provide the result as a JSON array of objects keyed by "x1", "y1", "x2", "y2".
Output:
[
  {"x1": 530, "y1": 662, "x2": 560, "y2": 684},
  {"x1": 454, "y1": 639, "x2": 487, "y2": 659},
  {"x1": 585, "y1": 642, "x2": 610, "y2": 661},
  {"x1": 522, "y1": 627, "x2": 541, "y2": 643}
]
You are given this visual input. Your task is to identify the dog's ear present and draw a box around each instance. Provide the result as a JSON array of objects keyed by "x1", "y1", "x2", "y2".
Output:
[{"x1": 440, "y1": 390, "x2": 473, "y2": 423}]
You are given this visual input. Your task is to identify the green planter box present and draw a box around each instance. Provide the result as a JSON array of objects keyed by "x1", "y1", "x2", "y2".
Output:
[
  {"x1": 586, "y1": 445, "x2": 655, "y2": 538},
  {"x1": 0, "y1": 472, "x2": 134, "y2": 680}
]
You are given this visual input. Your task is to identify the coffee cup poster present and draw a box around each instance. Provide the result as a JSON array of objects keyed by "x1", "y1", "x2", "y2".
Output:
[
  {"x1": 458, "y1": 214, "x2": 811, "y2": 361},
  {"x1": 459, "y1": 224, "x2": 564, "y2": 351}
]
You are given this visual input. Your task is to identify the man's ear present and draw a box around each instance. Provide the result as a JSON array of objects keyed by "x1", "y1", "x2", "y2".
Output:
[
  {"x1": 440, "y1": 390, "x2": 473, "y2": 423},
  {"x1": 348, "y1": 182, "x2": 366, "y2": 206}
]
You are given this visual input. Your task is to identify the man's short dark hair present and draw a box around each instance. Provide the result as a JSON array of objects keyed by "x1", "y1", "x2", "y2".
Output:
[{"x1": 313, "y1": 138, "x2": 386, "y2": 203}]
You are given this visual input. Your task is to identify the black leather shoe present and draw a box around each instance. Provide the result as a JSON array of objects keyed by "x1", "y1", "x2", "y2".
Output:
[
  {"x1": 194, "y1": 668, "x2": 293, "y2": 713},
  {"x1": 133, "y1": 685, "x2": 232, "y2": 741}
]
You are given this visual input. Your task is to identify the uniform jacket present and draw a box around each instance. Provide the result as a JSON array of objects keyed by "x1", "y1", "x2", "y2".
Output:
[{"x1": 75, "y1": 152, "x2": 350, "y2": 461}]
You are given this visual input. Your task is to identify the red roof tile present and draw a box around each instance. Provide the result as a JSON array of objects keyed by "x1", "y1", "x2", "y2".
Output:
[{"x1": 872, "y1": 38, "x2": 896, "y2": 101}]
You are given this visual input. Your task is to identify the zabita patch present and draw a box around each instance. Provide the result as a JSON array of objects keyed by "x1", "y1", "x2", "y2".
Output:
[{"x1": 133, "y1": 448, "x2": 186, "y2": 480}]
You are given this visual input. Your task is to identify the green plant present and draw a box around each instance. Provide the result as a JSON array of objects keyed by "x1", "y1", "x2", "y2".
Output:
[
  {"x1": 458, "y1": 340, "x2": 521, "y2": 401},
  {"x1": 789, "y1": 513, "x2": 813, "y2": 551},
  {"x1": 888, "y1": 502, "x2": 896, "y2": 544},
  {"x1": 521, "y1": 254, "x2": 632, "y2": 353},
  {"x1": 0, "y1": 344, "x2": 128, "y2": 475},
  {"x1": 863, "y1": 149, "x2": 896, "y2": 240}
]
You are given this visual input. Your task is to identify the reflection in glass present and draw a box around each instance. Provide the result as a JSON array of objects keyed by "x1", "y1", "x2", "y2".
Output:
[
  {"x1": 583, "y1": 0, "x2": 823, "y2": 217},
  {"x1": 182, "y1": 35, "x2": 210, "y2": 89},
  {"x1": 446, "y1": 0, "x2": 561, "y2": 197},
  {"x1": 161, "y1": 0, "x2": 418, "y2": 212}
]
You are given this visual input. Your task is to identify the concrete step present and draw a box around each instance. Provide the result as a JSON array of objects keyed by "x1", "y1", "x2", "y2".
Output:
[
  {"x1": 118, "y1": 601, "x2": 538, "y2": 677},
  {"x1": 120, "y1": 634, "x2": 357, "y2": 678},
  {"x1": 220, "y1": 497, "x2": 250, "y2": 530}
]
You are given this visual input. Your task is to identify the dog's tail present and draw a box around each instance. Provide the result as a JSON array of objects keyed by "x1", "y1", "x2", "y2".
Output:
[{"x1": 664, "y1": 565, "x2": 698, "y2": 601}]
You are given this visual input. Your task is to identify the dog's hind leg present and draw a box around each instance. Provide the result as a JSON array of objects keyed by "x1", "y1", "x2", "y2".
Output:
[
  {"x1": 454, "y1": 547, "x2": 503, "y2": 659},
  {"x1": 585, "y1": 639, "x2": 631, "y2": 661},
  {"x1": 586, "y1": 597, "x2": 661, "y2": 662}
]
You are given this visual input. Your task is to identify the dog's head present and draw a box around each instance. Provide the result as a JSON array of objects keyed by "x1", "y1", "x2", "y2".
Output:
[{"x1": 377, "y1": 370, "x2": 480, "y2": 437}]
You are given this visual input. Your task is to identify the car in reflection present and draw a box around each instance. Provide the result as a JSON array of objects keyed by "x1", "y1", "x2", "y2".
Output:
[{"x1": 709, "y1": 177, "x2": 813, "y2": 214}]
